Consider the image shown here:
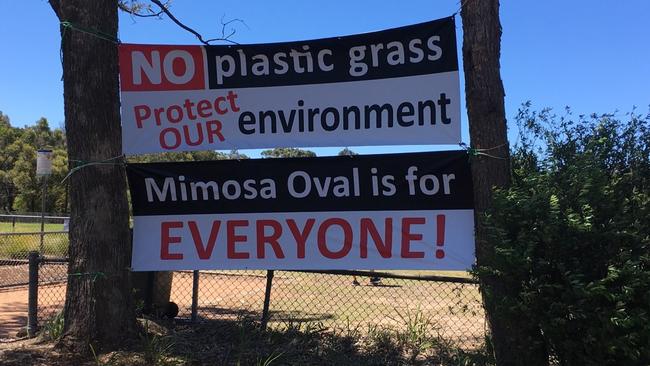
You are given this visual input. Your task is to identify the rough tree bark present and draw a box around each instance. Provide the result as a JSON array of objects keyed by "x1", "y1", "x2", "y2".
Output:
[
  {"x1": 460, "y1": 1, "x2": 548, "y2": 365},
  {"x1": 49, "y1": 0, "x2": 135, "y2": 351}
]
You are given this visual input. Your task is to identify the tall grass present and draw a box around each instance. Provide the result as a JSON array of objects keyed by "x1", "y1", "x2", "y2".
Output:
[
  {"x1": 0, "y1": 233, "x2": 68, "y2": 258},
  {"x1": 42, "y1": 311, "x2": 65, "y2": 341},
  {"x1": 0, "y1": 222, "x2": 64, "y2": 233}
]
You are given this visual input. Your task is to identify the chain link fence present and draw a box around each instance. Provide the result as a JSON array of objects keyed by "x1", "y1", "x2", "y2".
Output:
[
  {"x1": 1, "y1": 230, "x2": 486, "y2": 349},
  {"x1": 35, "y1": 257, "x2": 68, "y2": 323},
  {"x1": 162, "y1": 270, "x2": 486, "y2": 347},
  {"x1": 0, "y1": 231, "x2": 69, "y2": 288},
  {"x1": 0, "y1": 213, "x2": 67, "y2": 233}
]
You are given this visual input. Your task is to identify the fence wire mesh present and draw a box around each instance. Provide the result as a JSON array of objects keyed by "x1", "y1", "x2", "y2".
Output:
[
  {"x1": 36, "y1": 258, "x2": 67, "y2": 323},
  {"x1": 0, "y1": 213, "x2": 67, "y2": 233},
  {"x1": 153, "y1": 270, "x2": 486, "y2": 348},
  {"x1": 0, "y1": 231, "x2": 486, "y2": 349},
  {"x1": 0, "y1": 231, "x2": 68, "y2": 288}
]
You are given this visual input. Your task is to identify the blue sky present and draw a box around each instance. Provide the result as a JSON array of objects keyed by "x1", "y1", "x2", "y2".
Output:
[{"x1": 1, "y1": 1, "x2": 648, "y2": 157}]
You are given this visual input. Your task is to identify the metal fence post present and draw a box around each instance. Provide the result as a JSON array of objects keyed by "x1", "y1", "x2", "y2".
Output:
[
  {"x1": 39, "y1": 177, "x2": 48, "y2": 255},
  {"x1": 27, "y1": 251, "x2": 40, "y2": 337},
  {"x1": 261, "y1": 270, "x2": 275, "y2": 329},
  {"x1": 191, "y1": 270, "x2": 200, "y2": 322}
]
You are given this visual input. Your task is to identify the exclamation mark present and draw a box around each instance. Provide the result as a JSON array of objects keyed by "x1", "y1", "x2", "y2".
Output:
[{"x1": 436, "y1": 214, "x2": 446, "y2": 259}]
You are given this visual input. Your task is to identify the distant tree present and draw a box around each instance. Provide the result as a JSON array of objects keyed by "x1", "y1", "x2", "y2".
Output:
[
  {"x1": 337, "y1": 147, "x2": 358, "y2": 156},
  {"x1": 261, "y1": 147, "x2": 316, "y2": 158},
  {"x1": 0, "y1": 112, "x2": 18, "y2": 211},
  {"x1": 0, "y1": 115, "x2": 68, "y2": 212},
  {"x1": 128, "y1": 150, "x2": 229, "y2": 163},
  {"x1": 228, "y1": 149, "x2": 249, "y2": 160},
  {"x1": 127, "y1": 149, "x2": 249, "y2": 163}
]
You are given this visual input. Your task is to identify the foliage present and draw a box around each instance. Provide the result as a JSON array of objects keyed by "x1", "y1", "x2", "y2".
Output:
[
  {"x1": 126, "y1": 149, "x2": 247, "y2": 163},
  {"x1": 260, "y1": 147, "x2": 316, "y2": 158},
  {"x1": 254, "y1": 351, "x2": 283, "y2": 366},
  {"x1": 140, "y1": 320, "x2": 175, "y2": 366},
  {"x1": 390, "y1": 307, "x2": 438, "y2": 362},
  {"x1": 478, "y1": 103, "x2": 650, "y2": 365},
  {"x1": 338, "y1": 147, "x2": 358, "y2": 156},
  {"x1": 0, "y1": 112, "x2": 68, "y2": 213},
  {"x1": 42, "y1": 311, "x2": 65, "y2": 341}
]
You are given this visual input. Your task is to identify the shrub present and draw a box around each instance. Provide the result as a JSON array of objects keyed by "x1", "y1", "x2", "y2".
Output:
[{"x1": 479, "y1": 105, "x2": 650, "y2": 365}]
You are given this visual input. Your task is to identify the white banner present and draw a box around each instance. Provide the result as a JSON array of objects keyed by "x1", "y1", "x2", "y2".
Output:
[
  {"x1": 121, "y1": 72, "x2": 461, "y2": 155},
  {"x1": 131, "y1": 210, "x2": 475, "y2": 271},
  {"x1": 119, "y1": 17, "x2": 461, "y2": 155}
]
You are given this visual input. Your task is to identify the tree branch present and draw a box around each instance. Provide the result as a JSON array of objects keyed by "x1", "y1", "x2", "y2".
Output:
[
  {"x1": 149, "y1": 0, "x2": 241, "y2": 44},
  {"x1": 205, "y1": 16, "x2": 247, "y2": 44},
  {"x1": 118, "y1": 0, "x2": 166, "y2": 18}
]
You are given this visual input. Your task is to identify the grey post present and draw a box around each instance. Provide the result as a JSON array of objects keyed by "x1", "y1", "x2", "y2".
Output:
[
  {"x1": 39, "y1": 176, "x2": 48, "y2": 254},
  {"x1": 191, "y1": 270, "x2": 200, "y2": 322},
  {"x1": 27, "y1": 251, "x2": 40, "y2": 337},
  {"x1": 261, "y1": 270, "x2": 275, "y2": 329}
]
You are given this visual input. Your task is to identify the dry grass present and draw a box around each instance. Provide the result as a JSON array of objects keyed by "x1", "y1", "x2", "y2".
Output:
[{"x1": 0, "y1": 316, "x2": 494, "y2": 366}]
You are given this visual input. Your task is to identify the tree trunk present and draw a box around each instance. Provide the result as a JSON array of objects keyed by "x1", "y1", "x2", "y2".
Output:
[
  {"x1": 50, "y1": 0, "x2": 135, "y2": 352},
  {"x1": 460, "y1": 1, "x2": 548, "y2": 365}
]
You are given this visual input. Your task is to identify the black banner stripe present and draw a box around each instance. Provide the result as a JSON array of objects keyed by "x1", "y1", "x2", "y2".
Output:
[
  {"x1": 127, "y1": 150, "x2": 473, "y2": 216},
  {"x1": 205, "y1": 17, "x2": 458, "y2": 89}
]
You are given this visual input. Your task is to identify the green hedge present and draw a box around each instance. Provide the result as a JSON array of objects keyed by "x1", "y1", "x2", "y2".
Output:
[{"x1": 478, "y1": 105, "x2": 650, "y2": 365}]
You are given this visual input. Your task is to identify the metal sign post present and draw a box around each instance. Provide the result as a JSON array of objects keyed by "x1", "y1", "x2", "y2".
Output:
[
  {"x1": 36, "y1": 149, "x2": 53, "y2": 255},
  {"x1": 39, "y1": 176, "x2": 48, "y2": 254}
]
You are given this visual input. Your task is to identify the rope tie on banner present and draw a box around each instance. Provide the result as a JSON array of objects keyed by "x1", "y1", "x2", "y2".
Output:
[
  {"x1": 459, "y1": 142, "x2": 508, "y2": 160},
  {"x1": 61, "y1": 155, "x2": 126, "y2": 183}
]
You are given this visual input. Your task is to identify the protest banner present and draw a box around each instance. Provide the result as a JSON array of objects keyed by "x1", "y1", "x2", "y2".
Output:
[
  {"x1": 119, "y1": 17, "x2": 460, "y2": 155},
  {"x1": 127, "y1": 151, "x2": 474, "y2": 270}
]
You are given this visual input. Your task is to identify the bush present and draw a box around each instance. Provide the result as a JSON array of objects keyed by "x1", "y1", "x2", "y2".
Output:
[{"x1": 479, "y1": 105, "x2": 650, "y2": 365}]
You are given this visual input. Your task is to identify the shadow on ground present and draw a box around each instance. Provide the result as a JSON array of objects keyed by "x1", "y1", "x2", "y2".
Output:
[
  {"x1": 193, "y1": 305, "x2": 336, "y2": 323},
  {"x1": 0, "y1": 314, "x2": 493, "y2": 366},
  {"x1": 0, "y1": 300, "x2": 27, "y2": 339},
  {"x1": 162, "y1": 316, "x2": 492, "y2": 366}
]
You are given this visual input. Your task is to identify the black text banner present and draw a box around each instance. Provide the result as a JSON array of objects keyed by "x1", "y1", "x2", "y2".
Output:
[
  {"x1": 119, "y1": 17, "x2": 460, "y2": 155},
  {"x1": 127, "y1": 151, "x2": 475, "y2": 271}
]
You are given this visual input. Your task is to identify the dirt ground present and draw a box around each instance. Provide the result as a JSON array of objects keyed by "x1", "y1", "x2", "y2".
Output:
[
  {"x1": 0, "y1": 263, "x2": 67, "y2": 288},
  {"x1": 168, "y1": 271, "x2": 485, "y2": 343},
  {"x1": 0, "y1": 262, "x2": 67, "y2": 341},
  {"x1": 0, "y1": 287, "x2": 28, "y2": 340}
]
